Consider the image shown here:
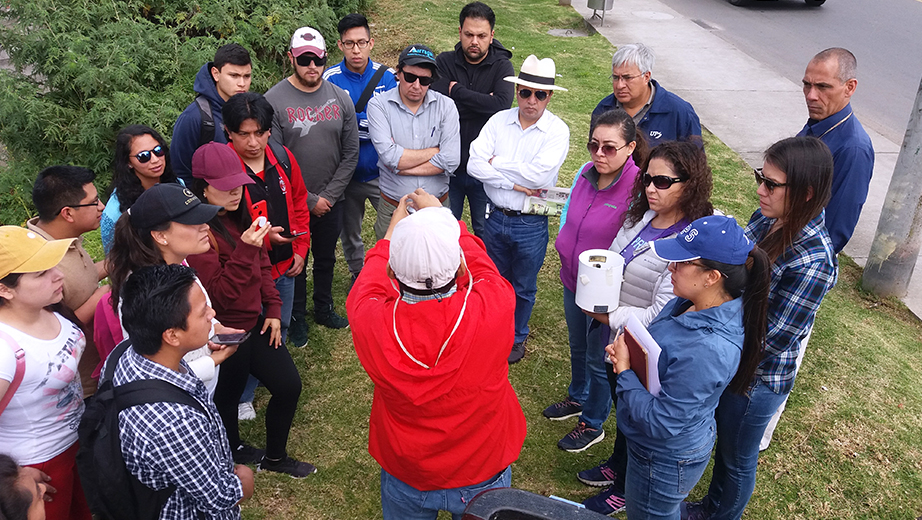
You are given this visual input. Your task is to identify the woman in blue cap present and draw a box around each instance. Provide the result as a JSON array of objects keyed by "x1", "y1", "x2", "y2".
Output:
[{"x1": 606, "y1": 215, "x2": 770, "y2": 520}]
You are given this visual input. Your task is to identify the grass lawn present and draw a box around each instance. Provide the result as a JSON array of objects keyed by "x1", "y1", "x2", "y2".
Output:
[{"x1": 78, "y1": 0, "x2": 922, "y2": 518}]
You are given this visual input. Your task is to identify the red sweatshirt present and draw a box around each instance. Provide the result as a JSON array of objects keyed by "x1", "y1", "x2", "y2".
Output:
[
  {"x1": 186, "y1": 214, "x2": 282, "y2": 331},
  {"x1": 347, "y1": 222, "x2": 526, "y2": 490}
]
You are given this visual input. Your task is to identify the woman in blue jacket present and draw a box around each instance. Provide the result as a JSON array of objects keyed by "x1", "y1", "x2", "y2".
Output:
[{"x1": 607, "y1": 215, "x2": 771, "y2": 520}]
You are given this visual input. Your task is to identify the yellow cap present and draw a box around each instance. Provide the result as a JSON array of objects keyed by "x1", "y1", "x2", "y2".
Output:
[{"x1": 0, "y1": 226, "x2": 74, "y2": 279}]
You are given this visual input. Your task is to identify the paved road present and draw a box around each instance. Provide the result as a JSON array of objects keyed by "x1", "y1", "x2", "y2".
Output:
[{"x1": 656, "y1": 0, "x2": 922, "y2": 144}]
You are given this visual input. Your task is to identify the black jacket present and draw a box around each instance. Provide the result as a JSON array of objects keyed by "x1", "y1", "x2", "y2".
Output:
[{"x1": 432, "y1": 40, "x2": 515, "y2": 176}]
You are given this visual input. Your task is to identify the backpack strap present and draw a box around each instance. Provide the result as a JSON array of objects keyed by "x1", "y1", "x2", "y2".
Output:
[
  {"x1": 354, "y1": 65, "x2": 388, "y2": 113},
  {"x1": 0, "y1": 330, "x2": 26, "y2": 416},
  {"x1": 115, "y1": 379, "x2": 206, "y2": 416},
  {"x1": 195, "y1": 95, "x2": 216, "y2": 147},
  {"x1": 266, "y1": 139, "x2": 292, "y2": 179}
]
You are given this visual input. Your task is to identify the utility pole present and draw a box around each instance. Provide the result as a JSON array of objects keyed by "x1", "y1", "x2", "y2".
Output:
[{"x1": 862, "y1": 76, "x2": 922, "y2": 298}]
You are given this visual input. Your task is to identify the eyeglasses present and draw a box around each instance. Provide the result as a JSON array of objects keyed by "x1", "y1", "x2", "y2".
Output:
[
  {"x1": 401, "y1": 71, "x2": 434, "y2": 86},
  {"x1": 340, "y1": 39, "x2": 370, "y2": 50},
  {"x1": 587, "y1": 141, "x2": 630, "y2": 156},
  {"x1": 68, "y1": 197, "x2": 102, "y2": 208},
  {"x1": 610, "y1": 73, "x2": 644, "y2": 83},
  {"x1": 642, "y1": 173, "x2": 686, "y2": 190},
  {"x1": 296, "y1": 54, "x2": 328, "y2": 67},
  {"x1": 753, "y1": 168, "x2": 787, "y2": 193},
  {"x1": 518, "y1": 88, "x2": 549, "y2": 101},
  {"x1": 133, "y1": 145, "x2": 165, "y2": 163},
  {"x1": 675, "y1": 260, "x2": 728, "y2": 277}
]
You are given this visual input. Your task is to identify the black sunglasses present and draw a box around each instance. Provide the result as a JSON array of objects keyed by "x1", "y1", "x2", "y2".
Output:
[
  {"x1": 296, "y1": 54, "x2": 327, "y2": 67},
  {"x1": 587, "y1": 141, "x2": 630, "y2": 157},
  {"x1": 642, "y1": 172, "x2": 686, "y2": 190},
  {"x1": 518, "y1": 88, "x2": 548, "y2": 101},
  {"x1": 753, "y1": 168, "x2": 788, "y2": 193},
  {"x1": 401, "y1": 71, "x2": 434, "y2": 86},
  {"x1": 133, "y1": 145, "x2": 165, "y2": 164}
]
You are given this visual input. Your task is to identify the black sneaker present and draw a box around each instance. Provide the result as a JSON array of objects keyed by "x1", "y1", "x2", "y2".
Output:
[
  {"x1": 582, "y1": 485, "x2": 626, "y2": 515},
  {"x1": 576, "y1": 460, "x2": 617, "y2": 487},
  {"x1": 315, "y1": 305, "x2": 349, "y2": 329},
  {"x1": 557, "y1": 421, "x2": 605, "y2": 452},
  {"x1": 542, "y1": 397, "x2": 583, "y2": 421},
  {"x1": 257, "y1": 455, "x2": 318, "y2": 478},
  {"x1": 508, "y1": 341, "x2": 526, "y2": 364},
  {"x1": 233, "y1": 443, "x2": 266, "y2": 465},
  {"x1": 289, "y1": 316, "x2": 309, "y2": 348}
]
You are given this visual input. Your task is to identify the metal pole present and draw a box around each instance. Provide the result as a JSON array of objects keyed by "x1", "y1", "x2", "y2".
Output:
[{"x1": 862, "y1": 75, "x2": 922, "y2": 297}]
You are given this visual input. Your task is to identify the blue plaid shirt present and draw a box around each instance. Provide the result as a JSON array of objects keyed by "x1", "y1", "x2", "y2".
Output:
[
  {"x1": 111, "y1": 347, "x2": 243, "y2": 519},
  {"x1": 746, "y1": 209, "x2": 837, "y2": 395}
]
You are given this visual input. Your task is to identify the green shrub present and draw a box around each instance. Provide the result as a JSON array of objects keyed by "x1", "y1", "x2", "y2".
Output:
[{"x1": 0, "y1": 0, "x2": 369, "y2": 224}]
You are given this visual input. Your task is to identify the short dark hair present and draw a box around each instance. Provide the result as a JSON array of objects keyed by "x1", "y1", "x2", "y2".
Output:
[
  {"x1": 0, "y1": 454, "x2": 31, "y2": 520},
  {"x1": 337, "y1": 13, "x2": 370, "y2": 38},
  {"x1": 213, "y1": 43, "x2": 251, "y2": 71},
  {"x1": 460, "y1": 2, "x2": 496, "y2": 29},
  {"x1": 32, "y1": 165, "x2": 96, "y2": 222},
  {"x1": 223, "y1": 92, "x2": 274, "y2": 133},
  {"x1": 121, "y1": 264, "x2": 196, "y2": 356}
]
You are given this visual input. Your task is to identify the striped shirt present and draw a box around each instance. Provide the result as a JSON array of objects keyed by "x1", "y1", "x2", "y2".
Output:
[{"x1": 746, "y1": 209, "x2": 837, "y2": 395}]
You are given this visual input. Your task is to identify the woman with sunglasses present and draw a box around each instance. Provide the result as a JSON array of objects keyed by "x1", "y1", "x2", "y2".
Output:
[
  {"x1": 0, "y1": 226, "x2": 92, "y2": 520},
  {"x1": 577, "y1": 140, "x2": 714, "y2": 515},
  {"x1": 606, "y1": 215, "x2": 771, "y2": 520},
  {"x1": 546, "y1": 109, "x2": 647, "y2": 448},
  {"x1": 100, "y1": 125, "x2": 181, "y2": 253},
  {"x1": 685, "y1": 136, "x2": 837, "y2": 520},
  {"x1": 185, "y1": 143, "x2": 312, "y2": 478}
]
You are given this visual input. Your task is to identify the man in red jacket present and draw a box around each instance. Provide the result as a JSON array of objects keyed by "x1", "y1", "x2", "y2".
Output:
[{"x1": 347, "y1": 188, "x2": 526, "y2": 520}]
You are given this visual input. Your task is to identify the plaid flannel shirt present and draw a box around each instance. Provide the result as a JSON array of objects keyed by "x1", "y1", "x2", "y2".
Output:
[
  {"x1": 746, "y1": 209, "x2": 837, "y2": 395},
  {"x1": 112, "y1": 347, "x2": 243, "y2": 520}
]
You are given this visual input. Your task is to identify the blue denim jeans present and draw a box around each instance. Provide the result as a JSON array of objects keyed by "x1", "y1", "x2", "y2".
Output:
[
  {"x1": 483, "y1": 211, "x2": 549, "y2": 344},
  {"x1": 625, "y1": 428, "x2": 715, "y2": 520},
  {"x1": 380, "y1": 466, "x2": 511, "y2": 520},
  {"x1": 703, "y1": 380, "x2": 790, "y2": 520},
  {"x1": 448, "y1": 172, "x2": 488, "y2": 237},
  {"x1": 563, "y1": 286, "x2": 611, "y2": 429},
  {"x1": 275, "y1": 274, "x2": 295, "y2": 344}
]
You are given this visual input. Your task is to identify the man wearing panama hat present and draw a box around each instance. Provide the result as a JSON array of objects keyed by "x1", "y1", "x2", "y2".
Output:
[{"x1": 468, "y1": 54, "x2": 570, "y2": 364}]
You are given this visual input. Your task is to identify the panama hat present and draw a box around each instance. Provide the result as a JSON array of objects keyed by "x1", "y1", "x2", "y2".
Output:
[{"x1": 504, "y1": 54, "x2": 567, "y2": 91}]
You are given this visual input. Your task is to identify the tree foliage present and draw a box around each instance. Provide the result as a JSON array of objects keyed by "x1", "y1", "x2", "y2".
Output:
[{"x1": 0, "y1": 0, "x2": 368, "y2": 224}]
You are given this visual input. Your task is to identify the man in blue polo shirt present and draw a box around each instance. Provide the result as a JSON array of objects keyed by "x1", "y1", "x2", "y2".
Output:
[
  {"x1": 323, "y1": 14, "x2": 398, "y2": 284},
  {"x1": 797, "y1": 47, "x2": 874, "y2": 255},
  {"x1": 592, "y1": 43, "x2": 700, "y2": 147}
]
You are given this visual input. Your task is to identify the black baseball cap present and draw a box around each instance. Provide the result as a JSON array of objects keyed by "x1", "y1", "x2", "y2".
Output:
[
  {"x1": 129, "y1": 183, "x2": 221, "y2": 229},
  {"x1": 399, "y1": 44, "x2": 438, "y2": 73}
]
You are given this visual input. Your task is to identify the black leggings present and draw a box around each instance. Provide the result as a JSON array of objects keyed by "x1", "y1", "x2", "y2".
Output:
[
  {"x1": 605, "y1": 362, "x2": 628, "y2": 493},
  {"x1": 213, "y1": 316, "x2": 302, "y2": 460}
]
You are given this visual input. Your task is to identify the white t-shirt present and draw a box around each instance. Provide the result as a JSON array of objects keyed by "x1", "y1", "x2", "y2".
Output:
[{"x1": 0, "y1": 313, "x2": 86, "y2": 465}]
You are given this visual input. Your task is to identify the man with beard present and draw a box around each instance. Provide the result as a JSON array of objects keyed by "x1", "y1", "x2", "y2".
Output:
[
  {"x1": 431, "y1": 2, "x2": 514, "y2": 237},
  {"x1": 266, "y1": 27, "x2": 359, "y2": 337}
]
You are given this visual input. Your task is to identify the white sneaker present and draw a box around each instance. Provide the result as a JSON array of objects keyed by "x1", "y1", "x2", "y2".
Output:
[{"x1": 238, "y1": 402, "x2": 256, "y2": 421}]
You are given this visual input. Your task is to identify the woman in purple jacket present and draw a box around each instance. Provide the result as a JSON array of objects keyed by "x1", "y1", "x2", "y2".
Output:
[{"x1": 545, "y1": 109, "x2": 648, "y2": 451}]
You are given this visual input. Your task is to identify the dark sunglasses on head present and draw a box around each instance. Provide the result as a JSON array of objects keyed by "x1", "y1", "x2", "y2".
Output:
[
  {"x1": 401, "y1": 71, "x2": 434, "y2": 86},
  {"x1": 753, "y1": 168, "x2": 788, "y2": 193},
  {"x1": 642, "y1": 172, "x2": 686, "y2": 190},
  {"x1": 296, "y1": 54, "x2": 328, "y2": 67},
  {"x1": 518, "y1": 88, "x2": 548, "y2": 101},
  {"x1": 134, "y1": 145, "x2": 165, "y2": 163},
  {"x1": 587, "y1": 141, "x2": 630, "y2": 156}
]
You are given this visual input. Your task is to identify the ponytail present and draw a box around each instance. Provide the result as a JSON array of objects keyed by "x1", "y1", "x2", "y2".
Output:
[
  {"x1": 728, "y1": 246, "x2": 771, "y2": 394},
  {"x1": 107, "y1": 212, "x2": 168, "y2": 313}
]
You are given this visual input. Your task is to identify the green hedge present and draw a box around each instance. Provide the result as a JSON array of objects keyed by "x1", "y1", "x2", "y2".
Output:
[{"x1": 0, "y1": 0, "x2": 368, "y2": 224}]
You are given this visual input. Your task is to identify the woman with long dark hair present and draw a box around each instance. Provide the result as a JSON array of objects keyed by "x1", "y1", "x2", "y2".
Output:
[
  {"x1": 685, "y1": 136, "x2": 837, "y2": 520},
  {"x1": 100, "y1": 125, "x2": 181, "y2": 252}
]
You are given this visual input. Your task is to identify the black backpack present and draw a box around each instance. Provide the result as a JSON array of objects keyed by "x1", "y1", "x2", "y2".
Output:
[{"x1": 76, "y1": 340, "x2": 207, "y2": 520}]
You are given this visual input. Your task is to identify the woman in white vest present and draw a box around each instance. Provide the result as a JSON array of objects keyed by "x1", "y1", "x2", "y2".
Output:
[{"x1": 577, "y1": 141, "x2": 715, "y2": 516}]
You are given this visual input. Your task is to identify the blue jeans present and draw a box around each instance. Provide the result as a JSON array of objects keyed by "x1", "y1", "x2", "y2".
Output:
[
  {"x1": 563, "y1": 286, "x2": 611, "y2": 429},
  {"x1": 448, "y1": 172, "x2": 488, "y2": 237},
  {"x1": 483, "y1": 211, "x2": 548, "y2": 344},
  {"x1": 275, "y1": 274, "x2": 294, "y2": 344},
  {"x1": 625, "y1": 428, "x2": 715, "y2": 520},
  {"x1": 703, "y1": 380, "x2": 790, "y2": 520},
  {"x1": 380, "y1": 466, "x2": 511, "y2": 520}
]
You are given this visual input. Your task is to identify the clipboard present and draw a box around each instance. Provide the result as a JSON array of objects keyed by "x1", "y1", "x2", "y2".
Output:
[
  {"x1": 623, "y1": 315, "x2": 663, "y2": 396},
  {"x1": 623, "y1": 328, "x2": 650, "y2": 391}
]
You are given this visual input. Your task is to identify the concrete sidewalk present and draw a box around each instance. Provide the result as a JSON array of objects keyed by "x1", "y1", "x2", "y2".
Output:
[{"x1": 571, "y1": 0, "x2": 922, "y2": 317}]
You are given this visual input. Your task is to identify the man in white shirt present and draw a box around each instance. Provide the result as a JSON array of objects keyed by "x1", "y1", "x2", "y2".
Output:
[{"x1": 468, "y1": 55, "x2": 570, "y2": 364}]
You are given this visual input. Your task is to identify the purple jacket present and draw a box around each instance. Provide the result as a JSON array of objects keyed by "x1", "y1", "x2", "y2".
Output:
[{"x1": 555, "y1": 158, "x2": 640, "y2": 292}]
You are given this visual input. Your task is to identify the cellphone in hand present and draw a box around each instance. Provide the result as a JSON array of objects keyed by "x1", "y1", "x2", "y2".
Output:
[
  {"x1": 211, "y1": 332, "x2": 251, "y2": 345},
  {"x1": 249, "y1": 200, "x2": 268, "y2": 223},
  {"x1": 281, "y1": 230, "x2": 309, "y2": 238}
]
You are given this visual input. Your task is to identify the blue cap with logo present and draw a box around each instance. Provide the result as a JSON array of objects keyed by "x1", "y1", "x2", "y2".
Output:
[{"x1": 650, "y1": 215, "x2": 753, "y2": 265}]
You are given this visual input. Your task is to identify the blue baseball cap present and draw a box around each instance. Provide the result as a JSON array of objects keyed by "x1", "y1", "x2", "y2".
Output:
[{"x1": 650, "y1": 215, "x2": 753, "y2": 265}]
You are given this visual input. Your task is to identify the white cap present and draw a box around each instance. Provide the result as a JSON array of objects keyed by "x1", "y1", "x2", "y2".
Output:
[
  {"x1": 290, "y1": 27, "x2": 326, "y2": 58},
  {"x1": 389, "y1": 207, "x2": 461, "y2": 291}
]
